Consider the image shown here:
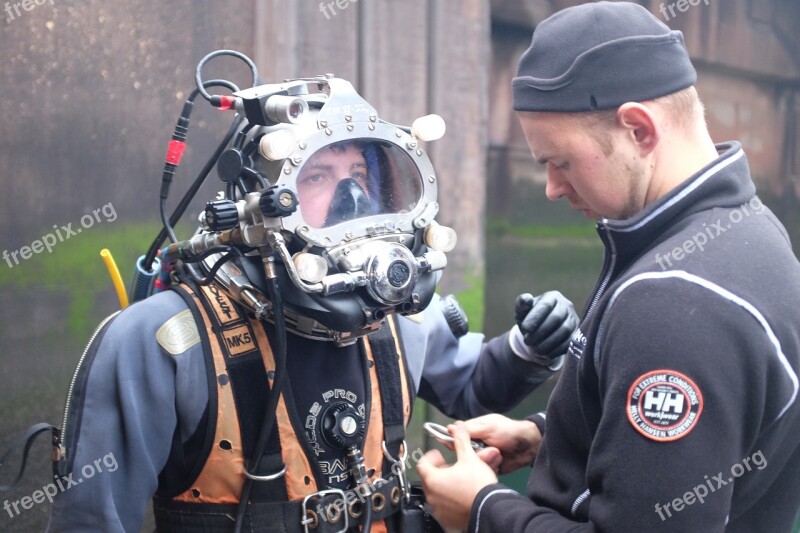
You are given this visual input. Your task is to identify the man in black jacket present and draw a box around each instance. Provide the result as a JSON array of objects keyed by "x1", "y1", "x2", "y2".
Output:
[{"x1": 417, "y1": 2, "x2": 800, "y2": 531}]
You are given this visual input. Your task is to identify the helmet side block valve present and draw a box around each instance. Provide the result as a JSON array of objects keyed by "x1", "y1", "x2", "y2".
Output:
[
  {"x1": 204, "y1": 200, "x2": 239, "y2": 232},
  {"x1": 260, "y1": 187, "x2": 298, "y2": 218}
]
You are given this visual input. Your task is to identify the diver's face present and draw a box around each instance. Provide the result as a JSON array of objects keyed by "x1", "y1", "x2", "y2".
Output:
[{"x1": 297, "y1": 144, "x2": 368, "y2": 228}]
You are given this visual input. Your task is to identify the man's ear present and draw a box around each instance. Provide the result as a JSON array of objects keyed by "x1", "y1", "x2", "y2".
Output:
[{"x1": 617, "y1": 103, "x2": 659, "y2": 156}]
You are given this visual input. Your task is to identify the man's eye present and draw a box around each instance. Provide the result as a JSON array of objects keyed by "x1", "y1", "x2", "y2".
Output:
[
  {"x1": 351, "y1": 171, "x2": 367, "y2": 183},
  {"x1": 301, "y1": 173, "x2": 325, "y2": 185}
]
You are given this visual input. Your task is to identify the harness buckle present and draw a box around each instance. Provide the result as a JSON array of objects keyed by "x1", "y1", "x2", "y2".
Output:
[{"x1": 301, "y1": 488, "x2": 349, "y2": 533}]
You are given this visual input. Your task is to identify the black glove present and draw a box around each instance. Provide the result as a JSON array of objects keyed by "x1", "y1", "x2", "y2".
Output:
[{"x1": 513, "y1": 291, "x2": 579, "y2": 367}]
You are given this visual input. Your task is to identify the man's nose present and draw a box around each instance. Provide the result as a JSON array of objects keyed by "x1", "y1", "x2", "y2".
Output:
[
  {"x1": 545, "y1": 165, "x2": 570, "y2": 201},
  {"x1": 324, "y1": 177, "x2": 371, "y2": 227}
]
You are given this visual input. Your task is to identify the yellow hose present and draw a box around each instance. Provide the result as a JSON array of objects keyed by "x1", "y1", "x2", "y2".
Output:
[{"x1": 100, "y1": 249, "x2": 129, "y2": 309}]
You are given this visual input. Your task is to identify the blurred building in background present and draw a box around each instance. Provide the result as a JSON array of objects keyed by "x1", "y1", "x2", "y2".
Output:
[{"x1": 489, "y1": 0, "x2": 800, "y2": 237}]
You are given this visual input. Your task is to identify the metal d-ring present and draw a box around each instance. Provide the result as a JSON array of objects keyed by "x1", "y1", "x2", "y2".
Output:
[
  {"x1": 243, "y1": 464, "x2": 287, "y2": 481},
  {"x1": 423, "y1": 421, "x2": 485, "y2": 450},
  {"x1": 381, "y1": 439, "x2": 408, "y2": 464}
]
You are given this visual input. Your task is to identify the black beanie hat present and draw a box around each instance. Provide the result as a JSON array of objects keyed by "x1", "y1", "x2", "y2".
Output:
[{"x1": 512, "y1": 1, "x2": 697, "y2": 113}]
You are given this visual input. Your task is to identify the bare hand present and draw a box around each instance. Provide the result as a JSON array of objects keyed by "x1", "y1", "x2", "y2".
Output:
[
  {"x1": 417, "y1": 422, "x2": 499, "y2": 530},
  {"x1": 463, "y1": 414, "x2": 542, "y2": 474}
]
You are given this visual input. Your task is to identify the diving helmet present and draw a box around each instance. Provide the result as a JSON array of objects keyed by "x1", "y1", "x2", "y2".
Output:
[{"x1": 163, "y1": 75, "x2": 456, "y2": 345}]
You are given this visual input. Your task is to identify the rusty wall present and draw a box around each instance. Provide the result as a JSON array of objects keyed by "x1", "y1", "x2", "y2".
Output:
[{"x1": 0, "y1": 0, "x2": 258, "y2": 248}]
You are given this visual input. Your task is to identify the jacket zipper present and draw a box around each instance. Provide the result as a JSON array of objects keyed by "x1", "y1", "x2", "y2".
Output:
[
  {"x1": 55, "y1": 311, "x2": 120, "y2": 464},
  {"x1": 586, "y1": 221, "x2": 617, "y2": 317},
  {"x1": 569, "y1": 223, "x2": 616, "y2": 513}
]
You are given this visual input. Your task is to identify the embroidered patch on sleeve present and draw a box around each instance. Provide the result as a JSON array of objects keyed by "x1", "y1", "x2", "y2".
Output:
[
  {"x1": 627, "y1": 370, "x2": 703, "y2": 442},
  {"x1": 156, "y1": 309, "x2": 201, "y2": 356}
]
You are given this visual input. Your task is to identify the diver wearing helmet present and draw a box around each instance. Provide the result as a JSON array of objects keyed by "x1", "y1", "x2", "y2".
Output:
[
  {"x1": 296, "y1": 140, "x2": 372, "y2": 228},
  {"x1": 45, "y1": 62, "x2": 578, "y2": 532}
]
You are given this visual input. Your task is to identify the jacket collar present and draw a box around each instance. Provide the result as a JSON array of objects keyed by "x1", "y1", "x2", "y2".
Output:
[{"x1": 596, "y1": 142, "x2": 754, "y2": 258}]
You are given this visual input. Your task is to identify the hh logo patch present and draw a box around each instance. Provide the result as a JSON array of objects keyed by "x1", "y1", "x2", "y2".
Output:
[{"x1": 627, "y1": 370, "x2": 703, "y2": 442}]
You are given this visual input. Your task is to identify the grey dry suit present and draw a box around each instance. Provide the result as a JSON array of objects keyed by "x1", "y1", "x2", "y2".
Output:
[
  {"x1": 470, "y1": 142, "x2": 800, "y2": 532},
  {"x1": 46, "y1": 288, "x2": 556, "y2": 532}
]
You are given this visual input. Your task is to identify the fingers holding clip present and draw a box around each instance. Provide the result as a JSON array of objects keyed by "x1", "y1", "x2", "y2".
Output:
[{"x1": 423, "y1": 422, "x2": 485, "y2": 451}]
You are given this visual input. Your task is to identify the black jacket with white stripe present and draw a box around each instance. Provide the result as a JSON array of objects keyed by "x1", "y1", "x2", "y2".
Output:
[{"x1": 469, "y1": 142, "x2": 800, "y2": 532}]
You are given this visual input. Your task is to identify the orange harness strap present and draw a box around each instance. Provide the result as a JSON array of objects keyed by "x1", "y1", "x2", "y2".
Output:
[
  {"x1": 170, "y1": 282, "x2": 411, "y2": 533},
  {"x1": 173, "y1": 283, "x2": 246, "y2": 503}
]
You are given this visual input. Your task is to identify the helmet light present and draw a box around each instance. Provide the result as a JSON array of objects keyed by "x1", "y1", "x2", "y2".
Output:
[
  {"x1": 424, "y1": 221, "x2": 457, "y2": 252},
  {"x1": 259, "y1": 129, "x2": 296, "y2": 161},
  {"x1": 265, "y1": 95, "x2": 309, "y2": 125},
  {"x1": 411, "y1": 114, "x2": 446, "y2": 142}
]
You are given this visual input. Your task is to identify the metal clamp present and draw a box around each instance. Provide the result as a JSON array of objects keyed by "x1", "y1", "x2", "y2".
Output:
[
  {"x1": 382, "y1": 439, "x2": 410, "y2": 504},
  {"x1": 301, "y1": 488, "x2": 348, "y2": 533}
]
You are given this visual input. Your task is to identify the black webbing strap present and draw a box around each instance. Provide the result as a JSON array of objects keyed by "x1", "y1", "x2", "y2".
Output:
[
  {"x1": 192, "y1": 282, "x2": 286, "y2": 502},
  {"x1": 153, "y1": 475, "x2": 403, "y2": 532},
  {"x1": 367, "y1": 320, "x2": 406, "y2": 473},
  {"x1": 0, "y1": 423, "x2": 58, "y2": 492},
  {"x1": 393, "y1": 318, "x2": 417, "y2": 410}
]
